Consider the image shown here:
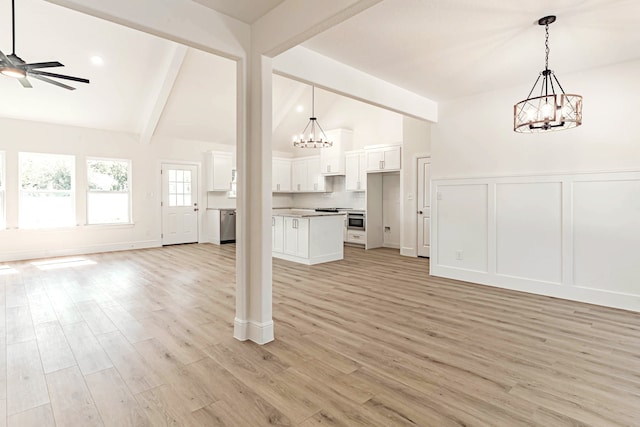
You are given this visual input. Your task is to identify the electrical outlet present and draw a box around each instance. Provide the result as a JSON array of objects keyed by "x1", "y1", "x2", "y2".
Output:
[{"x1": 455, "y1": 250, "x2": 463, "y2": 261}]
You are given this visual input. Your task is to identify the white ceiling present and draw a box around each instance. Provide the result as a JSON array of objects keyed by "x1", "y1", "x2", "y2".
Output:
[
  {"x1": 2, "y1": 0, "x2": 639, "y2": 144},
  {"x1": 303, "y1": 0, "x2": 640, "y2": 101},
  {"x1": 0, "y1": 0, "x2": 174, "y2": 132}
]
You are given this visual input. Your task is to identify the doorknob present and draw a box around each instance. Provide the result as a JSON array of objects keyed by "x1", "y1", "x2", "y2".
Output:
[
  {"x1": 418, "y1": 210, "x2": 423, "y2": 214},
  {"x1": 194, "y1": 208, "x2": 199, "y2": 212}
]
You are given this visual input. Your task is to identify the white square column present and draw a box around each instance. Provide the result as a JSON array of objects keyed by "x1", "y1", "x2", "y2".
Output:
[{"x1": 234, "y1": 52, "x2": 274, "y2": 344}]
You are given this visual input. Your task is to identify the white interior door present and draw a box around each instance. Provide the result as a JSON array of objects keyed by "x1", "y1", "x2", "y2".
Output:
[
  {"x1": 417, "y1": 157, "x2": 431, "y2": 257},
  {"x1": 162, "y1": 163, "x2": 199, "y2": 245}
]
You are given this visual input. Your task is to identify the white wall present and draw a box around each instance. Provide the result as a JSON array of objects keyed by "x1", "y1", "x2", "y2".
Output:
[
  {"x1": 432, "y1": 59, "x2": 640, "y2": 178},
  {"x1": 382, "y1": 173, "x2": 400, "y2": 248},
  {"x1": 0, "y1": 118, "x2": 225, "y2": 262},
  {"x1": 400, "y1": 116, "x2": 431, "y2": 256},
  {"x1": 430, "y1": 59, "x2": 640, "y2": 311}
]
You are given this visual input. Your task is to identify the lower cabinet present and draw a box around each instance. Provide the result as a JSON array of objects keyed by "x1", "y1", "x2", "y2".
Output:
[
  {"x1": 283, "y1": 217, "x2": 309, "y2": 258},
  {"x1": 346, "y1": 229, "x2": 366, "y2": 245},
  {"x1": 272, "y1": 215, "x2": 284, "y2": 253},
  {"x1": 272, "y1": 214, "x2": 344, "y2": 265}
]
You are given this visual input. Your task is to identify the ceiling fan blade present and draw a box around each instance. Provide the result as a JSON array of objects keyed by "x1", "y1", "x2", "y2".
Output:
[
  {"x1": 28, "y1": 69, "x2": 89, "y2": 84},
  {"x1": 18, "y1": 77, "x2": 32, "y2": 88},
  {"x1": 29, "y1": 74, "x2": 76, "y2": 91},
  {"x1": 0, "y1": 50, "x2": 13, "y2": 66},
  {"x1": 24, "y1": 61, "x2": 64, "y2": 69}
]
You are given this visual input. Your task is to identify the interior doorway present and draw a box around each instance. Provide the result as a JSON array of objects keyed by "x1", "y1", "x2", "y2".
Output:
[
  {"x1": 161, "y1": 163, "x2": 199, "y2": 245},
  {"x1": 417, "y1": 157, "x2": 431, "y2": 257}
]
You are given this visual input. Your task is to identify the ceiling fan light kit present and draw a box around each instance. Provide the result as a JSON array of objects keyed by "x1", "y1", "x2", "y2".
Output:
[
  {"x1": 293, "y1": 85, "x2": 333, "y2": 148},
  {"x1": 0, "y1": 0, "x2": 90, "y2": 90},
  {"x1": 514, "y1": 15, "x2": 582, "y2": 133}
]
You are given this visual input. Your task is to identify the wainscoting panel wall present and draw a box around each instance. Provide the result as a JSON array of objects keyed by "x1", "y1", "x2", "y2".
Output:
[
  {"x1": 435, "y1": 184, "x2": 488, "y2": 272},
  {"x1": 431, "y1": 171, "x2": 640, "y2": 311}
]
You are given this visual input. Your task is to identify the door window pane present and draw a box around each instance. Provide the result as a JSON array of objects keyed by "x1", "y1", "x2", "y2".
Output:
[{"x1": 168, "y1": 169, "x2": 192, "y2": 207}]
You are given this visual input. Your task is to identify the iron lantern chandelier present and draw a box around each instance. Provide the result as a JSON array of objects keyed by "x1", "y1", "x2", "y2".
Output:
[
  {"x1": 293, "y1": 85, "x2": 333, "y2": 148},
  {"x1": 514, "y1": 15, "x2": 582, "y2": 133}
]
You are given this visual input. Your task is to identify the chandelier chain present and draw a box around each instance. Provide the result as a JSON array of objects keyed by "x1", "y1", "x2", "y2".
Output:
[{"x1": 544, "y1": 23, "x2": 550, "y2": 70}]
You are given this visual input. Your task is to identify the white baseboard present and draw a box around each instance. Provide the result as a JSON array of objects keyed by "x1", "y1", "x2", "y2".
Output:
[
  {"x1": 234, "y1": 318, "x2": 274, "y2": 345},
  {"x1": 431, "y1": 264, "x2": 640, "y2": 313},
  {"x1": 0, "y1": 239, "x2": 162, "y2": 263},
  {"x1": 273, "y1": 251, "x2": 343, "y2": 265},
  {"x1": 401, "y1": 247, "x2": 417, "y2": 257}
]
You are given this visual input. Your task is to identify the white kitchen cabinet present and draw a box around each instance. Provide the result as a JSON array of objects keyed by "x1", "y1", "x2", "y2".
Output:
[
  {"x1": 272, "y1": 158, "x2": 292, "y2": 192},
  {"x1": 345, "y1": 150, "x2": 367, "y2": 191},
  {"x1": 346, "y1": 229, "x2": 366, "y2": 245},
  {"x1": 291, "y1": 159, "x2": 308, "y2": 192},
  {"x1": 205, "y1": 151, "x2": 234, "y2": 191},
  {"x1": 291, "y1": 156, "x2": 328, "y2": 192},
  {"x1": 272, "y1": 215, "x2": 284, "y2": 252},
  {"x1": 283, "y1": 217, "x2": 309, "y2": 258},
  {"x1": 272, "y1": 211, "x2": 344, "y2": 265},
  {"x1": 366, "y1": 145, "x2": 401, "y2": 172},
  {"x1": 320, "y1": 129, "x2": 353, "y2": 176},
  {"x1": 307, "y1": 157, "x2": 326, "y2": 192}
]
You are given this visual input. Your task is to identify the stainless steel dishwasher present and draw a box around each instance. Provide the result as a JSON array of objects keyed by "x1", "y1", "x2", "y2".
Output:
[{"x1": 219, "y1": 209, "x2": 236, "y2": 243}]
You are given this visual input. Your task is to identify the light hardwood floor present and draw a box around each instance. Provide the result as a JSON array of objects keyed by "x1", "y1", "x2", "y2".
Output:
[{"x1": 1, "y1": 243, "x2": 639, "y2": 426}]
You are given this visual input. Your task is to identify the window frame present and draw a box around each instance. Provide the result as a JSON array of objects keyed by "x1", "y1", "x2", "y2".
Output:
[
  {"x1": 86, "y1": 156, "x2": 132, "y2": 225},
  {"x1": 18, "y1": 151, "x2": 76, "y2": 229}
]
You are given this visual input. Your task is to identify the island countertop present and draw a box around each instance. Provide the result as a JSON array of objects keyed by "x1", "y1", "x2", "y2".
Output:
[{"x1": 272, "y1": 209, "x2": 346, "y2": 218}]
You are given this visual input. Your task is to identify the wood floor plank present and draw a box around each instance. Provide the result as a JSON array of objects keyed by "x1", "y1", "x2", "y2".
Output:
[
  {"x1": 6, "y1": 404, "x2": 55, "y2": 427},
  {"x1": 84, "y1": 367, "x2": 151, "y2": 427},
  {"x1": 46, "y1": 366, "x2": 103, "y2": 427},
  {"x1": 61, "y1": 322, "x2": 113, "y2": 376},
  {"x1": 34, "y1": 321, "x2": 76, "y2": 374},
  {"x1": 6, "y1": 340, "x2": 49, "y2": 415},
  {"x1": 96, "y1": 331, "x2": 163, "y2": 394},
  {"x1": 5, "y1": 306, "x2": 35, "y2": 344}
]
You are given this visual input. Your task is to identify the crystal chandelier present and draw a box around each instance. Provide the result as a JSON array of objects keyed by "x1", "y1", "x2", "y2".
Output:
[
  {"x1": 514, "y1": 16, "x2": 582, "y2": 133},
  {"x1": 293, "y1": 85, "x2": 333, "y2": 148}
]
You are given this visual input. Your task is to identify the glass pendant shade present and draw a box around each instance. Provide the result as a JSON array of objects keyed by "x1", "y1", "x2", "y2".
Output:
[
  {"x1": 514, "y1": 16, "x2": 583, "y2": 133},
  {"x1": 293, "y1": 85, "x2": 333, "y2": 148}
]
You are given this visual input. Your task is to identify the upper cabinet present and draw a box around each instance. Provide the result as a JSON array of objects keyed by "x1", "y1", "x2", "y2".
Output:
[
  {"x1": 345, "y1": 150, "x2": 367, "y2": 192},
  {"x1": 292, "y1": 156, "x2": 329, "y2": 192},
  {"x1": 320, "y1": 129, "x2": 353, "y2": 176},
  {"x1": 365, "y1": 145, "x2": 401, "y2": 172},
  {"x1": 205, "y1": 151, "x2": 234, "y2": 191},
  {"x1": 272, "y1": 157, "x2": 292, "y2": 192}
]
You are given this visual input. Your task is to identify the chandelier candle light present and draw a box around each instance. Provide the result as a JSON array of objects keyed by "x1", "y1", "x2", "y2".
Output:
[
  {"x1": 514, "y1": 15, "x2": 582, "y2": 133},
  {"x1": 293, "y1": 85, "x2": 333, "y2": 148}
]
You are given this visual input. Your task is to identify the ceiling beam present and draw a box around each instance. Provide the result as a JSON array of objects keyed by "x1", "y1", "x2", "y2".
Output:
[
  {"x1": 252, "y1": 0, "x2": 383, "y2": 57},
  {"x1": 273, "y1": 46, "x2": 438, "y2": 122},
  {"x1": 138, "y1": 43, "x2": 188, "y2": 144}
]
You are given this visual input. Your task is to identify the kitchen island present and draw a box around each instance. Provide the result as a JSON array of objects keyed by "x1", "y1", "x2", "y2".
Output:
[{"x1": 272, "y1": 209, "x2": 345, "y2": 265}]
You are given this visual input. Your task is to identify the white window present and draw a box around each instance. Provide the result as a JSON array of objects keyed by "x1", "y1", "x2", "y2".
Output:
[
  {"x1": 87, "y1": 158, "x2": 131, "y2": 224},
  {"x1": 0, "y1": 151, "x2": 5, "y2": 229},
  {"x1": 19, "y1": 152, "x2": 75, "y2": 229}
]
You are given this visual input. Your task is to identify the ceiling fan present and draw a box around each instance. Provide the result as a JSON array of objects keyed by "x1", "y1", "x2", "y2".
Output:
[{"x1": 0, "y1": 0, "x2": 89, "y2": 90}]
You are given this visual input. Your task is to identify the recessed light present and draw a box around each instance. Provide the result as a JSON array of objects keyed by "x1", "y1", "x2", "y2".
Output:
[
  {"x1": 90, "y1": 55, "x2": 104, "y2": 66},
  {"x1": 296, "y1": 105, "x2": 304, "y2": 113}
]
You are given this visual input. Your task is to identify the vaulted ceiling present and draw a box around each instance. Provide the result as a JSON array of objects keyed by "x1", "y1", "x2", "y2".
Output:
[{"x1": 1, "y1": 0, "x2": 639, "y2": 149}]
